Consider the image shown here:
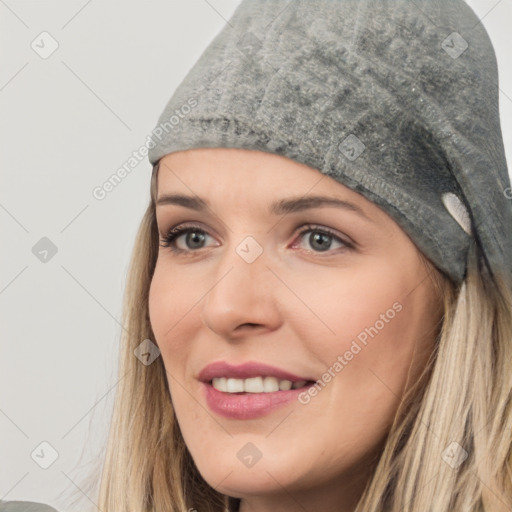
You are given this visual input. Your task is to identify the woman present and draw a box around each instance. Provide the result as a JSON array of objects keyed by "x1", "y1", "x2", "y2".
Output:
[{"x1": 42, "y1": 0, "x2": 512, "y2": 511}]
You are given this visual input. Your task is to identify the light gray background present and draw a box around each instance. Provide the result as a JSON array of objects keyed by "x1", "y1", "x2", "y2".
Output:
[{"x1": 1, "y1": 1, "x2": 511, "y2": 511}]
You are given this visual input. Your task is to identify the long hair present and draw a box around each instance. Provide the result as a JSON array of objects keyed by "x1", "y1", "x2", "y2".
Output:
[{"x1": 83, "y1": 161, "x2": 512, "y2": 511}]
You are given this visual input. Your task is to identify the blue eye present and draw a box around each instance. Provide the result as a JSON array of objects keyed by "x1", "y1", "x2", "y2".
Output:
[{"x1": 159, "y1": 223, "x2": 353, "y2": 255}]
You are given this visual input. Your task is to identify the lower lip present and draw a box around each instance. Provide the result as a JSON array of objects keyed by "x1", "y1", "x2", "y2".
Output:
[{"x1": 202, "y1": 381, "x2": 314, "y2": 419}]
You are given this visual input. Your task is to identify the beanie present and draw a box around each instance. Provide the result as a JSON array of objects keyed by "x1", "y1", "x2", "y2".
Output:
[{"x1": 148, "y1": 0, "x2": 512, "y2": 285}]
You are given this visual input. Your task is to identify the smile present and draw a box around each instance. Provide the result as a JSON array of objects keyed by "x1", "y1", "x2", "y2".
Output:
[{"x1": 211, "y1": 376, "x2": 313, "y2": 393}]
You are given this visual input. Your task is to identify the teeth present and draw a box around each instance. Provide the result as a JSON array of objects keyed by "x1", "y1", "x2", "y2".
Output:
[{"x1": 211, "y1": 376, "x2": 309, "y2": 393}]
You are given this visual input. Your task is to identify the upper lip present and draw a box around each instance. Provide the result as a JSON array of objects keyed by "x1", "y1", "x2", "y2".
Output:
[{"x1": 198, "y1": 361, "x2": 316, "y2": 383}]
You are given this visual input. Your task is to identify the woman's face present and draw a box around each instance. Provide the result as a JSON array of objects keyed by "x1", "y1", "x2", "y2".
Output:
[{"x1": 149, "y1": 147, "x2": 444, "y2": 511}]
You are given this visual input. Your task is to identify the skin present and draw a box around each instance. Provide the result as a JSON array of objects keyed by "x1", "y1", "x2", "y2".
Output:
[{"x1": 148, "y1": 147, "x2": 444, "y2": 512}]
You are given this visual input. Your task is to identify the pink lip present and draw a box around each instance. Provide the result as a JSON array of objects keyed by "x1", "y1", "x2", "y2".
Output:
[
  {"x1": 197, "y1": 360, "x2": 316, "y2": 383},
  {"x1": 202, "y1": 382, "x2": 314, "y2": 419},
  {"x1": 197, "y1": 361, "x2": 317, "y2": 420}
]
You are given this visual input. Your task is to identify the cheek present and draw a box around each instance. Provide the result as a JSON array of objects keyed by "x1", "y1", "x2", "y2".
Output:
[
  {"x1": 148, "y1": 265, "x2": 172, "y2": 342},
  {"x1": 294, "y1": 260, "x2": 410, "y2": 354},
  {"x1": 148, "y1": 262, "x2": 196, "y2": 365},
  {"x1": 300, "y1": 261, "x2": 430, "y2": 421}
]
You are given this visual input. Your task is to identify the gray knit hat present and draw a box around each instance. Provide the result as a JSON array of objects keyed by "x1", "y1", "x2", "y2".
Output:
[{"x1": 148, "y1": 0, "x2": 512, "y2": 285}]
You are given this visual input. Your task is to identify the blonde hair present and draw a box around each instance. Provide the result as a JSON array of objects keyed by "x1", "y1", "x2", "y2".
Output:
[{"x1": 68, "y1": 162, "x2": 512, "y2": 512}]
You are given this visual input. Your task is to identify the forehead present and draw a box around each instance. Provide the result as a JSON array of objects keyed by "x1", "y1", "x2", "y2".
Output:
[
  {"x1": 158, "y1": 147, "x2": 320, "y2": 182},
  {"x1": 155, "y1": 148, "x2": 402, "y2": 234},
  {"x1": 157, "y1": 148, "x2": 368, "y2": 206}
]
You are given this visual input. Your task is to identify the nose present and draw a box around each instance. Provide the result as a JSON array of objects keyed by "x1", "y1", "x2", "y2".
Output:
[{"x1": 200, "y1": 239, "x2": 282, "y2": 338}]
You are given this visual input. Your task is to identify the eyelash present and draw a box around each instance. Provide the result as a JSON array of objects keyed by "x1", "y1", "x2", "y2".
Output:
[{"x1": 159, "y1": 223, "x2": 353, "y2": 256}]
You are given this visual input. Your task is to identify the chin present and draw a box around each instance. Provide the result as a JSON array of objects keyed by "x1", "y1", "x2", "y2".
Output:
[{"x1": 195, "y1": 455, "x2": 298, "y2": 495}]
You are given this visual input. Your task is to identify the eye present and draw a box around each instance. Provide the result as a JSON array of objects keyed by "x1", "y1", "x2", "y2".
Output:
[
  {"x1": 159, "y1": 223, "x2": 353, "y2": 255},
  {"x1": 293, "y1": 224, "x2": 353, "y2": 254},
  {"x1": 160, "y1": 223, "x2": 215, "y2": 253}
]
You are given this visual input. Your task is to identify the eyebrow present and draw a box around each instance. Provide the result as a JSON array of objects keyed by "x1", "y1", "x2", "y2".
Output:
[{"x1": 156, "y1": 194, "x2": 371, "y2": 221}]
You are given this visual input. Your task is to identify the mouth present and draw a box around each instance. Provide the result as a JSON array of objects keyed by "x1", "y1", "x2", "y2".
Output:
[
  {"x1": 197, "y1": 361, "x2": 319, "y2": 419},
  {"x1": 208, "y1": 376, "x2": 317, "y2": 394},
  {"x1": 201, "y1": 378, "x2": 318, "y2": 420},
  {"x1": 198, "y1": 360, "x2": 318, "y2": 387}
]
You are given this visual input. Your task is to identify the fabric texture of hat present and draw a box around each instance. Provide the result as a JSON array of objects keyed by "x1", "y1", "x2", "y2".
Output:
[{"x1": 148, "y1": 0, "x2": 512, "y2": 285}]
